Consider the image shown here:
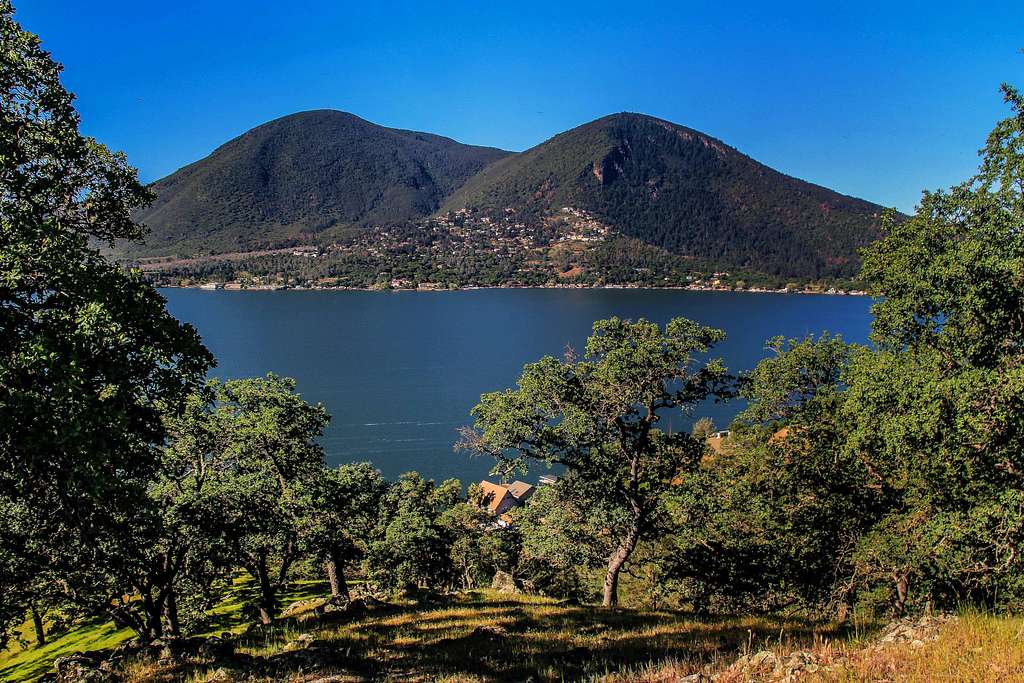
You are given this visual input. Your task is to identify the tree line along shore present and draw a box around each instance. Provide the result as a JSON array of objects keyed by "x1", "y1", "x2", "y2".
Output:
[{"x1": 159, "y1": 281, "x2": 869, "y2": 295}]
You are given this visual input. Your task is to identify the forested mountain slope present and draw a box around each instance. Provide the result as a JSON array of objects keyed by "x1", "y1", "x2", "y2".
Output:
[
  {"x1": 130, "y1": 110, "x2": 511, "y2": 256},
  {"x1": 444, "y1": 113, "x2": 887, "y2": 279}
]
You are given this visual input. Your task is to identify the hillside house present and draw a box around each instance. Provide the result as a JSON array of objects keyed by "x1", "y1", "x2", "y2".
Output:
[{"x1": 478, "y1": 480, "x2": 536, "y2": 521}]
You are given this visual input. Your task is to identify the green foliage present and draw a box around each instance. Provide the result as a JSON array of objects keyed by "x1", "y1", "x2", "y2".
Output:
[
  {"x1": 438, "y1": 501, "x2": 498, "y2": 590},
  {"x1": 676, "y1": 84, "x2": 1024, "y2": 618},
  {"x1": 0, "y1": 0, "x2": 212, "y2": 646},
  {"x1": 510, "y1": 479, "x2": 614, "y2": 600},
  {"x1": 655, "y1": 335, "x2": 880, "y2": 615},
  {"x1": 294, "y1": 462, "x2": 387, "y2": 598},
  {"x1": 368, "y1": 473, "x2": 464, "y2": 593},
  {"x1": 841, "y1": 86, "x2": 1024, "y2": 612},
  {"x1": 201, "y1": 375, "x2": 330, "y2": 624},
  {"x1": 446, "y1": 113, "x2": 886, "y2": 279},
  {"x1": 464, "y1": 316, "x2": 729, "y2": 606},
  {"x1": 104, "y1": 374, "x2": 336, "y2": 637},
  {"x1": 126, "y1": 111, "x2": 510, "y2": 258},
  {"x1": 738, "y1": 333, "x2": 856, "y2": 425}
]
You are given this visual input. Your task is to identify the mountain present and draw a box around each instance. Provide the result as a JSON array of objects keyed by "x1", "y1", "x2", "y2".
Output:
[
  {"x1": 444, "y1": 113, "x2": 886, "y2": 279},
  {"x1": 130, "y1": 111, "x2": 888, "y2": 282},
  {"x1": 130, "y1": 111, "x2": 511, "y2": 256}
]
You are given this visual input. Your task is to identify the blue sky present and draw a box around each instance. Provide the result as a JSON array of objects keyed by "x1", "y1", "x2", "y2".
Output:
[{"x1": 16, "y1": 0, "x2": 1022, "y2": 213}]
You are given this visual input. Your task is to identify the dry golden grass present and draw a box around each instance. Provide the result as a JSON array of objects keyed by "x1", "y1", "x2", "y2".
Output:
[
  {"x1": 604, "y1": 612, "x2": 1024, "y2": 683},
  {"x1": 808, "y1": 612, "x2": 1024, "y2": 682}
]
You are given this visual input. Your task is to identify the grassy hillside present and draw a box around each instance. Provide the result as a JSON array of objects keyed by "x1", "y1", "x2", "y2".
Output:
[
  {"x1": 445, "y1": 113, "x2": 887, "y2": 280},
  {"x1": 7, "y1": 587, "x2": 1024, "y2": 682},
  {"x1": 2, "y1": 586, "x2": 858, "y2": 682},
  {"x1": 128, "y1": 111, "x2": 511, "y2": 257},
  {"x1": 809, "y1": 613, "x2": 1024, "y2": 681},
  {"x1": 0, "y1": 618, "x2": 132, "y2": 683},
  {"x1": 0, "y1": 578, "x2": 327, "y2": 681}
]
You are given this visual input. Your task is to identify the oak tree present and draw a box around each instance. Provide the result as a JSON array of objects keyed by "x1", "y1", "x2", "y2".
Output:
[
  {"x1": 463, "y1": 317, "x2": 728, "y2": 606},
  {"x1": 0, "y1": 0, "x2": 211, "y2": 641}
]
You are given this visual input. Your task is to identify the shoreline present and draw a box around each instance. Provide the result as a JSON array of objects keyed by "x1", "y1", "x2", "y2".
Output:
[{"x1": 159, "y1": 283, "x2": 870, "y2": 297}]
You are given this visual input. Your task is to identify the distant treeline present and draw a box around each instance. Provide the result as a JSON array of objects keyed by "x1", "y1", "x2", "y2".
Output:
[{"x1": 141, "y1": 226, "x2": 860, "y2": 292}]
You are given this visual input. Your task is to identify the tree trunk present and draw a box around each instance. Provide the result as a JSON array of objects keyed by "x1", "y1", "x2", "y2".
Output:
[
  {"x1": 255, "y1": 559, "x2": 276, "y2": 624},
  {"x1": 336, "y1": 569, "x2": 349, "y2": 600},
  {"x1": 602, "y1": 524, "x2": 641, "y2": 608},
  {"x1": 109, "y1": 604, "x2": 147, "y2": 640},
  {"x1": 327, "y1": 544, "x2": 352, "y2": 598},
  {"x1": 277, "y1": 539, "x2": 297, "y2": 586},
  {"x1": 30, "y1": 602, "x2": 45, "y2": 647},
  {"x1": 325, "y1": 547, "x2": 350, "y2": 600},
  {"x1": 325, "y1": 558, "x2": 340, "y2": 597},
  {"x1": 164, "y1": 585, "x2": 181, "y2": 637},
  {"x1": 142, "y1": 592, "x2": 163, "y2": 641},
  {"x1": 893, "y1": 572, "x2": 910, "y2": 617}
]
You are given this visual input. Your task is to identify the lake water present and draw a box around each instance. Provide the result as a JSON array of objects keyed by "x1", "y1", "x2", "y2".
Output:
[{"x1": 163, "y1": 288, "x2": 874, "y2": 484}]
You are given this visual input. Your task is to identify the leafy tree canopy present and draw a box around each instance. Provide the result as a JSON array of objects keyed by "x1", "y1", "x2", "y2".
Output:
[
  {"x1": 0, "y1": 0, "x2": 211, "y2": 643},
  {"x1": 463, "y1": 316, "x2": 728, "y2": 606}
]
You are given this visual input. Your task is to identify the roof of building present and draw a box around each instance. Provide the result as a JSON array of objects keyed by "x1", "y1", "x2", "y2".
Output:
[
  {"x1": 506, "y1": 480, "x2": 535, "y2": 501},
  {"x1": 479, "y1": 481, "x2": 514, "y2": 514},
  {"x1": 479, "y1": 480, "x2": 536, "y2": 515}
]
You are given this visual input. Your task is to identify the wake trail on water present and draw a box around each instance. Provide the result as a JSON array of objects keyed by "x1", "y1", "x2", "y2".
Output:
[{"x1": 352, "y1": 420, "x2": 458, "y2": 427}]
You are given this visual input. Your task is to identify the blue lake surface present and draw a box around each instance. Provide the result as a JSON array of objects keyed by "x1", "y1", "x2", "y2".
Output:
[{"x1": 162, "y1": 288, "x2": 874, "y2": 484}]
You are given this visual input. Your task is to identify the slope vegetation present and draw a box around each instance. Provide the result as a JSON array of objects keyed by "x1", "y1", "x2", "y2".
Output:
[
  {"x1": 131, "y1": 111, "x2": 511, "y2": 256},
  {"x1": 445, "y1": 113, "x2": 886, "y2": 279},
  {"x1": 130, "y1": 111, "x2": 888, "y2": 281}
]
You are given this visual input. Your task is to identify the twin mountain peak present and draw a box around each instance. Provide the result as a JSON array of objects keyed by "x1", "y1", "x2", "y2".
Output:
[{"x1": 132, "y1": 110, "x2": 887, "y2": 281}]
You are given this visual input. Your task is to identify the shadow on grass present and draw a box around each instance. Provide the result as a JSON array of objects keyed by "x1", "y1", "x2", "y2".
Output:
[
  {"x1": 0, "y1": 579, "x2": 333, "y2": 682},
  {"x1": 0, "y1": 616, "x2": 133, "y2": 682},
  {"x1": 5, "y1": 587, "x2": 857, "y2": 682},
  {"x1": 222, "y1": 593, "x2": 850, "y2": 682}
]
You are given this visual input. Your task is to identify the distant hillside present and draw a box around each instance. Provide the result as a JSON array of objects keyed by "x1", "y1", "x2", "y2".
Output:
[
  {"x1": 129, "y1": 111, "x2": 511, "y2": 257},
  {"x1": 444, "y1": 113, "x2": 887, "y2": 279},
  {"x1": 128, "y1": 111, "x2": 889, "y2": 282}
]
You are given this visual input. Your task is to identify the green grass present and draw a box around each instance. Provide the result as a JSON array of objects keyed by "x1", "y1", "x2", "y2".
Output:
[
  {"x1": 2, "y1": 583, "x2": 850, "y2": 682},
  {"x1": 191, "y1": 576, "x2": 330, "y2": 639},
  {"x1": 0, "y1": 617, "x2": 133, "y2": 682},
  {"x1": 0, "y1": 577, "x2": 331, "y2": 682}
]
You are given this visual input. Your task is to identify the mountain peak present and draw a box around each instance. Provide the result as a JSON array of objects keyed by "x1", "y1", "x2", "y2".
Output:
[
  {"x1": 263, "y1": 109, "x2": 369, "y2": 124},
  {"x1": 444, "y1": 112, "x2": 884, "y2": 279},
  {"x1": 593, "y1": 111, "x2": 671, "y2": 125},
  {"x1": 132, "y1": 113, "x2": 511, "y2": 257}
]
